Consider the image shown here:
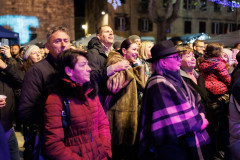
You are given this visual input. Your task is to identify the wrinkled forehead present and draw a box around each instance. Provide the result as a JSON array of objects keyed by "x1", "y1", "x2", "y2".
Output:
[
  {"x1": 196, "y1": 42, "x2": 204, "y2": 46},
  {"x1": 48, "y1": 31, "x2": 70, "y2": 42},
  {"x1": 100, "y1": 26, "x2": 113, "y2": 33}
]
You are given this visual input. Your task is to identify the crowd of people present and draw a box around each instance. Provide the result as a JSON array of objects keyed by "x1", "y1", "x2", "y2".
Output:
[{"x1": 0, "y1": 25, "x2": 240, "y2": 160}]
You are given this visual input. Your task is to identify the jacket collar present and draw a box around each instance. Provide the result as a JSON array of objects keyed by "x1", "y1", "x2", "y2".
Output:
[{"x1": 180, "y1": 68, "x2": 199, "y2": 79}]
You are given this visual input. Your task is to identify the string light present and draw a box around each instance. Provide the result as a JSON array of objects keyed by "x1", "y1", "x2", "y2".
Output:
[
  {"x1": 107, "y1": 0, "x2": 121, "y2": 10},
  {"x1": 208, "y1": 0, "x2": 240, "y2": 8}
]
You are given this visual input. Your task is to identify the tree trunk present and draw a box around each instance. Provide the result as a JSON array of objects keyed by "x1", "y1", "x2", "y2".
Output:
[
  {"x1": 157, "y1": 22, "x2": 168, "y2": 42},
  {"x1": 149, "y1": 0, "x2": 181, "y2": 43}
]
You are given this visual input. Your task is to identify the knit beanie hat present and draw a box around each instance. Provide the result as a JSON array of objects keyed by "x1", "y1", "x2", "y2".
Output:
[
  {"x1": 23, "y1": 45, "x2": 40, "y2": 60},
  {"x1": 128, "y1": 35, "x2": 141, "y2": 42}
]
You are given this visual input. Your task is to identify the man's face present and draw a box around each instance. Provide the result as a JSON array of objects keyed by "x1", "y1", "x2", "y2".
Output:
[
  {"x1": 11, "y1": 46, "x2": 20, "y2": 56},
  {"x1": 97, "y1": 26, "x2": 114, "y2": 46},
  {"x1": 46, "y1": 31, "x2": 70, "y2": 59},
  {"x1": 194, "y1": 42, "x2": 205, "y2": 54}
]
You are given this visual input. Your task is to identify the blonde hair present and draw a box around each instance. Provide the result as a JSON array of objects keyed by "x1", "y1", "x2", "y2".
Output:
[
  {"x1": 138, "y1": 41, "x2": 154, "y2": 60},
  {"x1": 176, "y1": 46, "x2": 193, "y2": 58}
]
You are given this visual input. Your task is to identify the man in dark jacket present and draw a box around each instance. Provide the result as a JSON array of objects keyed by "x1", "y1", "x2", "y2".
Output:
[
  {"x1": 19, "y1": 26, "x2": 71, "y2": 126},
  {"x1": 193, "y1": 40, "x2": 205, "y2": 72},
  {"x1": 87, "y1": 25, "x2": 129, "y2": 104},
  {"x1": 0, "y1": 46, "x2": 21, "y2": 160}
]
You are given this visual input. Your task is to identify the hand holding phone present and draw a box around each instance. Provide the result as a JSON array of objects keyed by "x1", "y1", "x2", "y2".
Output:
[{"x1": 0, "y1": 45, "x2": 11, "y2": 58}]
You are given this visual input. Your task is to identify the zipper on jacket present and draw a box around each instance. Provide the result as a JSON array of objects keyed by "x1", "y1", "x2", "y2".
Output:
[{"x1": 90, "y1": 132, "x2": 93, "y2": 142}]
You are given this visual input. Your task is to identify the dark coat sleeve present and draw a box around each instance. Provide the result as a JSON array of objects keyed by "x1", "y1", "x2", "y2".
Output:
[
  {"x1": 87, "y1": 49, "x2": 108, "y2": 83},
  {"x1": 19, "y1": 66, "x2": 44, "y2": 124},
  {"x1": 3, "y1": 64, "x2": 25, "y2": 89}
]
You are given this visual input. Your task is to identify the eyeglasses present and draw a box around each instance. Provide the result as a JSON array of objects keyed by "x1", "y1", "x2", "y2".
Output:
[
  {"x1": 196, "y1": 46, "x2": 205, "y2": 49},
  {"x1": 165, "y1": 55, "x2": 181, "y2": 60}
]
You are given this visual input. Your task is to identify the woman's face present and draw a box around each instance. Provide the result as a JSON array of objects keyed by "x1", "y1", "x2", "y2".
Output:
[
  {"x1": 68, "y1": 56, "x2": 91, "y2": 85},
  {"x1": 181, "y1": 51, "x2": 196, "y2": 70},
  {"x1": 123, "y1": 43, "x2": 139, "y2": 63},
  {"x1": 146, "y1": 43, "x2": 154, "y2": 59},
  {"x1": 162, "y1": 53, "x2": 181, "y2": 71},
  {"x1": 29, "y1": 48, "x2": 42, "y2": 63}
]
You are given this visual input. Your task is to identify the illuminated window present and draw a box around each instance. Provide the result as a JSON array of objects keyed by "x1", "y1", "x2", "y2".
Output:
[
  {"x1": 115, "y1": 16, "x2": 130, "y2": 31},
  {"x1": 138, "y1": 18, "x2": 153, "y2": 32},
  {"x1": 184, "y1": 0, "x2": 195, "y2": 9},
  {"x1": 212, "y1": 22, "x2": 220, "y2": 34}
]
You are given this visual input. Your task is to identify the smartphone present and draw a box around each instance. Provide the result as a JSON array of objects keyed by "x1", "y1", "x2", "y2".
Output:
[{"x1": 0, "y1": 38, "x2": 9, "y2": 47}]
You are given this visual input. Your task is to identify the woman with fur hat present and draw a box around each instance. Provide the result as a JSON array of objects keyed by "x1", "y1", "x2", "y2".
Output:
[{"x1": 138, "y1": 40, "x2": 211, "y2": 160}]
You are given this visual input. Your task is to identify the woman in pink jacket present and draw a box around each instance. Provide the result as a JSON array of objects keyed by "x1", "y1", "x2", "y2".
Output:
[{"x1": 44, "y1": 49, "x2": 112, "y2": 160}]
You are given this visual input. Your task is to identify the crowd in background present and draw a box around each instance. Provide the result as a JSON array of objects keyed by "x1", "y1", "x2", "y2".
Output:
[{"x1": 0, "y1": 25, "x2": 240, "y2": 160}]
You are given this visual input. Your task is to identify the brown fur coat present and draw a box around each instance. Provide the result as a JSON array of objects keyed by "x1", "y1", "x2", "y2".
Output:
[{"x1": 104, "y1": 51, "x2": 146, "y2": 146}]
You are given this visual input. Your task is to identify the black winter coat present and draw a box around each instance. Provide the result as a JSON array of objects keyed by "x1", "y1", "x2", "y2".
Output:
[
  {"x1": 0, "y1": 57, "x2": 23, "y2": 131},
  {"x1": 19, "y1": 54, "x2": 57, "y2": 126},
  {"x1": 87, "y1": 37, "x2": 109, "y2": 104}
]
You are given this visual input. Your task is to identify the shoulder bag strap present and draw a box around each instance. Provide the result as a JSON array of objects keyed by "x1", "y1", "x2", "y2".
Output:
[{"x1": 61, "y1": 97, "x2": 71, "y2": 141}]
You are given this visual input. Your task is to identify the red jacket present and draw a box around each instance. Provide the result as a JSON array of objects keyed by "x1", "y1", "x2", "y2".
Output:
[
  {"x1": 44, "y1": 79, "x2": 112, "y2": 160},
  {"x1": 199, "y1": 57, "x2": 231, "y2": 95}
]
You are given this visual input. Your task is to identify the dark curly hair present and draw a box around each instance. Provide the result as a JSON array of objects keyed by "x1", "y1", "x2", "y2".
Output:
[{"x1": 204, "y1": 43, "x2": 223, "y2": 59}]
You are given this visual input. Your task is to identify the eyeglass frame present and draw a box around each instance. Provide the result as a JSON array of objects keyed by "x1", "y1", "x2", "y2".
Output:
[
  {"x1": 196, "y1": 46, "x2": 205, "y2": 49},
  {"x1": 165, "y1": 55, "x2": 181, "y2": 60}
]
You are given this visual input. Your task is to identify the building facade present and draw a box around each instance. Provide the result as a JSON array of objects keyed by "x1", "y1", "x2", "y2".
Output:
[{"x1": 85, "y1": 0, "x2": 240, "y2": 42}]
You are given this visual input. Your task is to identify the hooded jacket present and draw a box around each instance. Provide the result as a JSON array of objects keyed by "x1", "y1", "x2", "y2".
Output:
[
  {"x1": 199, "y1": 57, "x2": 230, "y2": 95},
  {"x1": 44, "y1": 78, "x2": 112, "y2": 160}
]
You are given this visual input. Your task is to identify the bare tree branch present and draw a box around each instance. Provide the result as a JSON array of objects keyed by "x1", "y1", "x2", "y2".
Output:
[
  {"x1": 148, "y1": 0, "x2": 158, "y2": 22},
  {"x1": 168, "y1": 0, "x2": 181, "y2": 23},
  {"x1": 165, "y1": 0, "x2": 173, "y2": 19}
]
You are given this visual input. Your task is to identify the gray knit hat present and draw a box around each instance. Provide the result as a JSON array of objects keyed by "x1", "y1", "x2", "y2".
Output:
[
  {"x1": 128, "y1": 35, "x2": 141, "y2": 42},
  {"x1": 23, "y1": 45, "x2": 40, "y2": 60}
]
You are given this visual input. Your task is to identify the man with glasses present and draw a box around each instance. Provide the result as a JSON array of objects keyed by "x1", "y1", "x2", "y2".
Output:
[
  {"x1": 193, "y1": 40, "x2": 205, "y2": 59},
  {"x1": 193, "y1": 40, "x2": 205, "y2": 71}
]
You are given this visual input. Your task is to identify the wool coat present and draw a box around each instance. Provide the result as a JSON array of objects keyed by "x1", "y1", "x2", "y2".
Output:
[
  {"x1": 104, "y1": 51, "x2": 146, "y2": 146},
  {"x1": 139, "y1": 72, "x2": 210, "y2": 160},
  {"x1": 44, "y1": 79, "x2": 112, "y2": 160}
]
